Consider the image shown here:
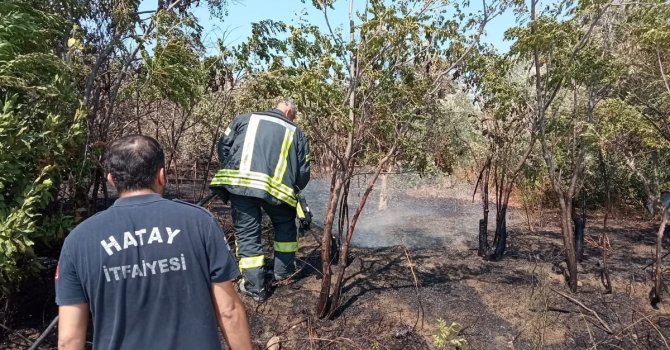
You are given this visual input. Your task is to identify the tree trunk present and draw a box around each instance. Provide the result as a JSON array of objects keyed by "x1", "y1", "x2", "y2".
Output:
[
  {"x1": 573, "y1": 215, "x2": 586, "y2": 262},
  {"x1": 559, "y1": 198, "x2": 579, "y2": 292},
  {"x1": 101, "y1": 176, "x2": 109, "y2": 207},
  {"x1": 597, "y1": 149, "x2": 611, "y2": 229},
  {"x1": 316, "y1": 171, "x2": 343, "y2": 317},
  {"x1": 377, "y1": 163, "x2": 391, "y2": 210},
  {"x1": 478, "y1": 219, "x2": 488, "y2": 257},
  {"x1": 327, "y1": 159, "x2": 389, "y2": 319},
  {"x1": 600, "y1": 231, "x2": 612, "y2": 294},
  {"x1": 90, "y1": 164, "x2": 102, "y2": 213},
  {"x1": 478, "y1": 159, "x2": 491, "y2": 257},
  {"x1": 651, "y1": 207, "x2": 668, "y2": 307},
  {"x1": 491, "y1": 180, "x2": 516, "y2": 261},
  {"x1": 174, "y1": 161, "x2": 180, "y2": 197},
  {"x1": 492, "y1": 209, "x2": 507, "y2": 261}
]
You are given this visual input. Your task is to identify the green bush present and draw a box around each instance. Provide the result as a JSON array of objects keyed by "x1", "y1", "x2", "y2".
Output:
[
  {"x1": 0, "y1": 0, "x2": 84, "y2": 296},
  {"x1": 432, "y1": 319, "x2": 467, "y2": 350}
]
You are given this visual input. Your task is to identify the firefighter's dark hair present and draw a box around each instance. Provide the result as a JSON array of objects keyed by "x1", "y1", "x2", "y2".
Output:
[{"x1": 104, "y1": 135, "x2": 165, "y2": 193}]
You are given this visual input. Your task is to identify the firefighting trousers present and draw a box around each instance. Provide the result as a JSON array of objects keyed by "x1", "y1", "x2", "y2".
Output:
[{"x1": 229, "y1": 193, "x2": 298, "y2": 293}]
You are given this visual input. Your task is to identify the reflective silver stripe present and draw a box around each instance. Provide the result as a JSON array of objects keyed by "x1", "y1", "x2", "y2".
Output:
[
  {"x1": 252, "y1": 113, "x2": 296, "y2": 131},
  {"x1": 239, "y1": 117, "x2": 260, "y2": 172}
]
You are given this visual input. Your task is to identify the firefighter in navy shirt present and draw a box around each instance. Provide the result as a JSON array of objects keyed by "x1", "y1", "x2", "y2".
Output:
[{"x1": 56, "y1": 135, "x2": 252, "y2": 350}]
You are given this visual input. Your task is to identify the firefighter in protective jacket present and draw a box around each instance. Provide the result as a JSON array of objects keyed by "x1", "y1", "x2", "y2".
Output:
[{"x1": 210, "y1": 99, "x2": 310, "y2": 301}]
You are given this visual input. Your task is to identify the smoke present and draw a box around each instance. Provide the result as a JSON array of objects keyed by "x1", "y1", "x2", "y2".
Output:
[{"x1": 301, "y1": 174, "x2": 521, "y2": 250}]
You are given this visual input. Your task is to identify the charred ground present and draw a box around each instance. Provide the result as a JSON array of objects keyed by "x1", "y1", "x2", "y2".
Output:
[{"x1": 1, "y1": 183, "x2": 669, "y2": 350}]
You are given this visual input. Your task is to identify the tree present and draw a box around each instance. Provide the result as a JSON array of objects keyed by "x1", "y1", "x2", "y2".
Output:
[
  {"x1": 468, "y1": 53, "x2": 537, "y2": 260},
  {"x1": 507, "y1": 0, "x2": 616, "y2": 291},
  {"x1": 232, "y1": 0, "x2": 511, "y2": 317}
]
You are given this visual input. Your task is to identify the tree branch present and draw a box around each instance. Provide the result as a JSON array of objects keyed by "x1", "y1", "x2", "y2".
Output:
[{"x1": 656, "y1": 47, "x2": 670, "y2": 97}]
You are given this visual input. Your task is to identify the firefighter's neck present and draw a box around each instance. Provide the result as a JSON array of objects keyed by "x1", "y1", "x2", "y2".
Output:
[
  {"x1": 118, "y1": 188, "x2": 158, "y2": 198},
  {"x1": 108, "y1": 169, "x2": 166, "y2": 198},
  {"x1": 275, "y1": 106, "x2": 295, "y2": 121}
]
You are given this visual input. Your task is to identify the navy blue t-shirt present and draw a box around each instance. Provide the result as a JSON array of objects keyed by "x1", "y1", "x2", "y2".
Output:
[{"x1": 56, "y1": 194, "x2": 240, "y2": 350}]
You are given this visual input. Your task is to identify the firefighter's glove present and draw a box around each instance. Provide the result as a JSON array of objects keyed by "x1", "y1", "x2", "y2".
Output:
[
  {"x1": 210, "y1": 186, "x2": 230, "y2": 204},
  {"x1": 296, "y1": 194, "x2": 312, "y2": 236}
]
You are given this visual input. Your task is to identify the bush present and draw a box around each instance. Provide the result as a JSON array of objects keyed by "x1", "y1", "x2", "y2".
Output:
[
  {"x1": 432, "y1": 319, "x2": 467, "y2": 350},
  {"x1": 0, "y1": 1, "x2": 84, "y2": 299}
]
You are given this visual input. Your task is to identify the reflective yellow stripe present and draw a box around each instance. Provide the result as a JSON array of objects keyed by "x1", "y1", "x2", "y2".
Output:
[
  {"x1": 274, "y1": 241, "x2": 298, "y2": 253},
  {"x1": 273, "y1": 128, "x2": 294, "y2": 182},
  {"x1": 213, "y1": 176, "x2": 296, "y2": 206},
  {"x1": 296, "y1": 202, "x2": 305, "y2": 219},
  {"x1": 239, "y1": 255, "x2": 265, "y2": 269},
  {"x1": 305, "y1": 153, "x2": 310, "y2": 162},
  {"x1": 212, "y1": 170, "x2": 295, "y2": 199},
  {"x1": 239, "y1": 117, "x2": 260, "y2": 171},
  {"x1": 211, "y1": 169, "x2": 297, "y2": 206},
  {"x1": 212, "y1": 113, "x2": 300, "y2": 207}
]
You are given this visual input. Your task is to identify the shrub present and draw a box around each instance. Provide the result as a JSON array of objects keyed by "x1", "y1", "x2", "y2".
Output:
[
  {"x1": 432, "y1": 319, "x2": 467, "y2": 350},
  {"x1": 0, "y1": 1, "x2": 84, "y2": 298}
]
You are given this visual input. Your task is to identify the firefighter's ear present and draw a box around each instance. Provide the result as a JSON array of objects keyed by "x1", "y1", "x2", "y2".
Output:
[
  {"x1": 286, "y1": 107, "x2": 296, "y2": 120},
  {"x1": 106, "y1": 173, "x2": 115, "y2": 186},
  {"x1": 156, "y1": 167, "x2": 166, "y2": 187}
]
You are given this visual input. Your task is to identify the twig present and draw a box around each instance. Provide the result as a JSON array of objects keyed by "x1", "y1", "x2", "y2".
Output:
[
  {"x1": 271, "y1": 318, "x2": 308, "y2": 340},
  {"x1": 279, "y1": 336, "x2": 361, "y2": 349},
  {"x1": 402, "y1": 245, "x2": 424, "y2": 330},
  {"x1": 634, "y1": 310, "x2": 670, "y2": 350},
  {"x1": 589, "y1": 313, "x2": 670, "y2": 349},
  {"x1": 579, "y1": 309, "x2": 597, "y2": 349},
  {"x1": 550, "y1": 288, "x2": 613, "y2": 334},
  {"x1": 0, "y1": 323, "x2": 33, "y2": 345},
  {"x1": 657, "y1": 47, "x2": 670, "y2": 97}
]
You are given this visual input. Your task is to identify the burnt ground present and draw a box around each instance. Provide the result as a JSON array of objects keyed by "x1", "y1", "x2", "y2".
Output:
[{"x1": 2, "y1": 180, "x2": 670, "y2": 349}]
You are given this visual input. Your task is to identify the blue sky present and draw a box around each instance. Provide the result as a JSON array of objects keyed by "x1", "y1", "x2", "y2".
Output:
[{"x1": 142, "y1": 0, "x2": 518, "y2": 54}]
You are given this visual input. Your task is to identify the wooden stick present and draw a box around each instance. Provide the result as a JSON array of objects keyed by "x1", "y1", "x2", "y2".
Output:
[{"x1": 550, "y1": 288, "x2": 613, "y2": 334}]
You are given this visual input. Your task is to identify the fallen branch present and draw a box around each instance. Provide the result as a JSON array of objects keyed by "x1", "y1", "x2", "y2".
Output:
[
  {"x1": 634, "y1": 310, "x2": 670, "y2": 350},
  {"x1": 550, "y1": 288, "x2": 613, "y2": 334},
  {"x1": 589, "y1": 312, "x2": 670, "y2": 349},
  {"x1": 28, "y1": 315, "x2": 59, "y2": 350},
  {"x1": 643, "y1": 251, "x2": 670, "y2": 270},
  {"x1": 0, "y1": 322, "x2": 33, "y2": 345},
  {"x1": 531, "y1": 306, "x2": 574, "y2": 313}
]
